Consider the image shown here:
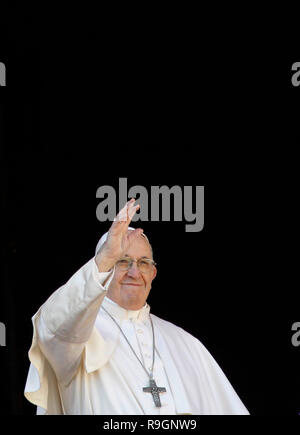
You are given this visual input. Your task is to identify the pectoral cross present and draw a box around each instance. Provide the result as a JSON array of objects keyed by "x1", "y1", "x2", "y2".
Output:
[{"x1": 143, "y1": 378, "x2": 166, "y2": 407}]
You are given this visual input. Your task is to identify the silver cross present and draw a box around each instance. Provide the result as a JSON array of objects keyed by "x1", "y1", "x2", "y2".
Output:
[{"x1": 143, "y1": 379, "x2": 166, "y2": 407}]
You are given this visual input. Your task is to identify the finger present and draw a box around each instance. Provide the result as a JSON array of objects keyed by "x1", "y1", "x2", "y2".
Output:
[
  {"x1": 118, "y1": 199, "x2": 137, "y2": 223},
  {"x1": 110, "y1": 205, "x2": 131, "y2": 233},
  {"x1": 122, "y1": 205, "x2": 139, "y2": 233},
  {"x1": 127, "y1": 204, "x2": 140, "y2": 224},
  {"x1": 111, "y1": 204, "x2": 139, "y2": 237},
  {"x1": 114, "y1": 199, "x2": 135, "y2": 223}
]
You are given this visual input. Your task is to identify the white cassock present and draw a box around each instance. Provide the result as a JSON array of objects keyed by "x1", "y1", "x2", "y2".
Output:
[{"x1": 24, "y1": 257, "x2": 249, "y2": 415}]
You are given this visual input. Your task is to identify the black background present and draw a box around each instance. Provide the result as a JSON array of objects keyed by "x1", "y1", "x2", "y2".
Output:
[{"x1": 0, "y1": 5, "x2": 299, "y2": 420}]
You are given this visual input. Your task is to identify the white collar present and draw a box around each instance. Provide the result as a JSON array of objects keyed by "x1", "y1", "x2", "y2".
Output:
[{"x1": 101, "y1": 296, "x2": 150, "y2": 322}]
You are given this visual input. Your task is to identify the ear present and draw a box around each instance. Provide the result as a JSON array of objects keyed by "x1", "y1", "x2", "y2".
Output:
[{"x1": 151, "y1": 266, "x2": 157, "y2": 281}]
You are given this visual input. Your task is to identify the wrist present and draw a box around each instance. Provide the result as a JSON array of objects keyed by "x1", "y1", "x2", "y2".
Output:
[{"x1": 95, "y1": 251, "x2": 116, "y2": 272}]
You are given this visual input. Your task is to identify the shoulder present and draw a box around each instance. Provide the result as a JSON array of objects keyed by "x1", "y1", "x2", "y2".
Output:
[
  {"x1": 150, "y1": 313, "x2": 201, "y2": 346},
  {"x1": 150, "y1": 313, "x2": 217, "y2": 366}
]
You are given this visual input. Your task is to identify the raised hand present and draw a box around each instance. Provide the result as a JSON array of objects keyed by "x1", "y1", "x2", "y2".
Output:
[{"x1": 95, "y1": 199, "x2": 143, "y2": 272}]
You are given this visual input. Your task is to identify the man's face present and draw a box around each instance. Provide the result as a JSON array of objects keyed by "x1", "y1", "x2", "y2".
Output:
[{"x1": 106, "y1": 235, "x2": 157, "y2": 310}]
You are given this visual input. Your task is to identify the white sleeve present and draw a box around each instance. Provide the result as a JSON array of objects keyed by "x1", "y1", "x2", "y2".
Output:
[{"x1": 36, "y1": 257, "x2": 114, "y2": 386}]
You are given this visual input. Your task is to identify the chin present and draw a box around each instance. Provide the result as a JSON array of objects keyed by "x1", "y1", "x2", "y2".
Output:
[
  {"x1": 123, "y1": 288, "x2": 143, "y2": 300},
  {"x1": 122, "y1": 290, "x2": 145, "y2": 306}
]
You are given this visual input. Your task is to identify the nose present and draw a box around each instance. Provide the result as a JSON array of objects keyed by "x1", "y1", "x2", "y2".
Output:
[{"x1": 126, "y1": 261, "x2": 141, "y2": 278}]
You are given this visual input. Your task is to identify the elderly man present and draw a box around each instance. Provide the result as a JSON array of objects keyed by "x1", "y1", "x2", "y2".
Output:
[{"x1": 24, "y1": 199, "x2": 249, "y2": 415}]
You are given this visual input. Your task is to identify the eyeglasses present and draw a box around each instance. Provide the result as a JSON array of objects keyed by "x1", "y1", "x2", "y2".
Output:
[{"x1": 116, "y1": 257, "x2": 157, "y2": 273}]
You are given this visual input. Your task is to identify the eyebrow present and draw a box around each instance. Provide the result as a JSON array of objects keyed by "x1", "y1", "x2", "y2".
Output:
[{"x1": 123, "y1": 255, "x2": 150, "y2": 259}]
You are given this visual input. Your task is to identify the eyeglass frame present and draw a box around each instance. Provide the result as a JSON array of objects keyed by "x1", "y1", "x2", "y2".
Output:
[{"x1": 115, "y1": 256, "x2": 157, "y2": 272}]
